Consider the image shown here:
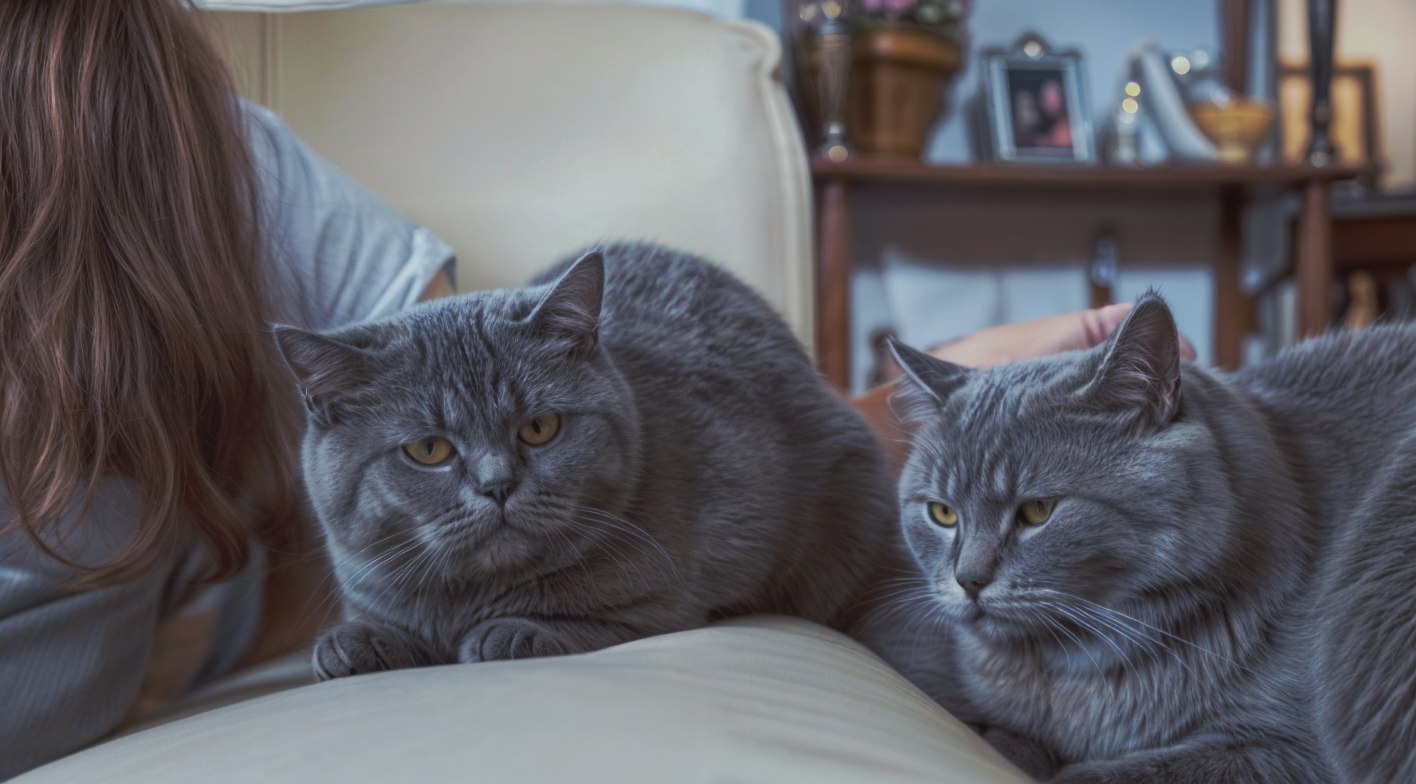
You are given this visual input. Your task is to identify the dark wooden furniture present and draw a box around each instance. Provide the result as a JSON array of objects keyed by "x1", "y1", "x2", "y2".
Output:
[
  {"x1": 1328, "y1": 195, "x2": 1416, "y2": 317},
  {"x1": 813, "y1": 160, "x2": 1371, "y2": 387},
  {"x1": 812, "y1": 0, "x2": 1351, "y2": 389}
]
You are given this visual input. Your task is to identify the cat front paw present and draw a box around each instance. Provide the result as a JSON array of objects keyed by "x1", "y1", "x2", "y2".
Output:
[
  {"x1": 458, "y1": 617, "x2": 568, "y2": 663},
  {"x1": 313, "y1": 621, "x2": 435, "y2": 681}
]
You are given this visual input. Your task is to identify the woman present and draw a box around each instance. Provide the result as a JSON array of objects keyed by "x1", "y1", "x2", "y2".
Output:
[
  {"x1": 0, "y1": 1, "x2": 453, "y2": 777},
  {"x1": 0, "y1": 0, "x2": 1144, "y2": 777}
]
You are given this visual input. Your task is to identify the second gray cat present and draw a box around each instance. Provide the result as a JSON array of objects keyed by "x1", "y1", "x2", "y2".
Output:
[
  {"x1": 275, "y1": 243, "x2": 897, "y2": 680},
  {"x1": 883, "y1": 295, "x2": 1416, "y2": 783}
]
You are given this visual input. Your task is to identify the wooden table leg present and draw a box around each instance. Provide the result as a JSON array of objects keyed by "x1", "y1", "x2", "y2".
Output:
[
  {"x1": 816, "y1": 176, "x2": 852, "y2": 389},
  {"x1": 1296, "y1": 179, "x2": 1333, "y2": 337},
  {"x1": 1213, "y1": 185, "x2": 1245, "y2": 370}
]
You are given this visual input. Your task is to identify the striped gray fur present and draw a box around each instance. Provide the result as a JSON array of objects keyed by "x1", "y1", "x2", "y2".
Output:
[
  {"x1": 882, "y1": 294, "x2": 1416, "y2": 783},
  {"x1": 275, "y1": 243, "x2": 898, "y2": 679}
]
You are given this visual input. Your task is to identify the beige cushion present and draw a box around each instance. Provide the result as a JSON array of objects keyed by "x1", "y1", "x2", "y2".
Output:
[
  {"x1": 20, "y1": 617, "x2": 1027, "y2": 784},
  {"x1": 215, "y1": 3, "x2": 814, "y2": 346}
]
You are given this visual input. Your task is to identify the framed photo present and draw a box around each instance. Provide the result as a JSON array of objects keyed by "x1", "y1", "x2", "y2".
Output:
[
  {"x1": 981, "y1": 33, "x2": 1095, "y2": 164},
  {"x1": 1279, "y1": 61, "x2": 1379, "y2": 181}
]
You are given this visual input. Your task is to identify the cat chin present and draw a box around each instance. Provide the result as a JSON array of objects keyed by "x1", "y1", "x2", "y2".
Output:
[
  {"x1": 949, "y1": 601, "x2": 1050, "y2": 641},
  {"x1": 414, "y1": 516, "x2": 528, "y2": 567}
]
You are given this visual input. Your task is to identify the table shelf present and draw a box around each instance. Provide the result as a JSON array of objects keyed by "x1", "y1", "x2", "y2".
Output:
[{"x1": 811, "y1": 158, "x2": 1372, "y2": 388}]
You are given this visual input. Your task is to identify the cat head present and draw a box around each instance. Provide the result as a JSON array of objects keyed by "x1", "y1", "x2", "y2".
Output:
[
  {"x1": 890, "y1": 295, "x2": 1233, "y2": 643},
  {"x1": 275, "y1": 252, "x2": 642, "y2": 594}
]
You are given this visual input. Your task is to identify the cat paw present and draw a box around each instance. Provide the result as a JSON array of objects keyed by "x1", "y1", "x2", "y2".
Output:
[
  {"x1": 457, "y1": 617, "x2": 567, "y2": 663},
  {"x1": 312, "y1": 621, "x2": 434, "y2": 681}
]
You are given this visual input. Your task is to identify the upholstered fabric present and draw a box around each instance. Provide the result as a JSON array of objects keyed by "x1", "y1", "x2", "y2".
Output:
[
  {"x1": 19, "y1": 618, "x2": 1028, "y2": 784},
  {"x1": 214, "y1": 3, "x2": 814, "y2": 346}
]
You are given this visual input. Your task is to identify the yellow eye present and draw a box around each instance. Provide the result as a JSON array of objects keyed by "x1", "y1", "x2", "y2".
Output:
[
  {"x1": 404, "y1": 436, "x2": 454, "y2": 465},
  {"x1": 927, "y1": 502, "x2": 958, "y2": 527},
  {"x1": 517, "y1": 413, "x2": 560, "y2": 446},
  {"x1": 1019, "y1": 499, "x2": 1056, "y2": 525}
]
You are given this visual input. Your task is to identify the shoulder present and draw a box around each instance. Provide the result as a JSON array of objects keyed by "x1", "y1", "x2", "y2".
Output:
[{"x1": 236, "y1": 98, "x2": 456, "y2": 331}]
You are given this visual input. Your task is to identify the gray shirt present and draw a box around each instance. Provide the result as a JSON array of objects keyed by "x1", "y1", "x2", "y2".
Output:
[{"x1": 0, "y1": 101, "x2": 455, "y2": 780}]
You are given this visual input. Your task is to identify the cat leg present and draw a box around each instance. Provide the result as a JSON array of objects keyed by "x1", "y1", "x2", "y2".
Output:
[
  {"x1": 1314, "y1": 433, "x2": 1416, "y2": 784},
  {"x1": 312, "y1": 620, "x2": 440, "y2": 681},
  {"x1": 456, "y1": 616, "x2": 658, "y2": 663},
  {"x1": 1047, "y1": 739, "x2": 1325, "y2": 784}
]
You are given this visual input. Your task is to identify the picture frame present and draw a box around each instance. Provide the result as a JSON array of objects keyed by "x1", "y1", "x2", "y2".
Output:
[
  {"x1": 1278, "y1": 61, "x2": 1380, "y2": 183},
  {"x1": 981, "y1": 33, "x2": 1095, "y2": 164}
]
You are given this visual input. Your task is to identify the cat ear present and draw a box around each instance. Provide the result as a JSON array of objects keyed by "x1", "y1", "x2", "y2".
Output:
[
  {"x1": 887, "y1": 338, "x2": 969, "y2": 421},
  {"x1": 1088, "y1": 292, "x2": 1182, "y2": 425},
  {"x1": 274, "y1": 324, "x2": 400, "y2": 426},
  {"x1": 531, "y1": 251, "x2": 603, "y2": 356}
]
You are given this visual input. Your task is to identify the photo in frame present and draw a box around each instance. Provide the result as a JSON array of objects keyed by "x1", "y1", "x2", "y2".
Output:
[
  {"x1": 981, "y1": 33, "x2": 1095, "y2": 164},
  {"x1": 1278, "y1": 61, "x2": 1379, "y2": 180}
]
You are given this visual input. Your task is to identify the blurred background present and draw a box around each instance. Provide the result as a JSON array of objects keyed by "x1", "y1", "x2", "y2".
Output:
[{"x1": 207, "y1": 0, "x2": 1414, "y2": 395}]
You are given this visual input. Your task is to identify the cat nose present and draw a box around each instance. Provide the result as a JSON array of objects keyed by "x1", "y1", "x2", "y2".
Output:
[
  {"x1": 477, "y1": 478, "x2": 517, "y2": 506},
  {"x1": 473, "y1": 455, "x2": 517, "y2": 505},
  {"x1": 957, "y1": 573, "x2": 993, "y2": 601}
]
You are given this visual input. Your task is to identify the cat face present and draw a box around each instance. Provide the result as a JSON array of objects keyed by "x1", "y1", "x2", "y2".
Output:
[
  {"x1": 891, "y1": 297, "x2": 1232, "y2": 644},
  {"x1": 276, "y1": 253, "x2": 642, "y2": 595}
]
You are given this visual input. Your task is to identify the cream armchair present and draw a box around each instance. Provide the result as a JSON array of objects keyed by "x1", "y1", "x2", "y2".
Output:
[
  {"x1": 214, "y1": 1, "x2": 814, "y2": 345},
  {"x1": 19, "y1": 4, "x2": 1029, "y2": 782}
]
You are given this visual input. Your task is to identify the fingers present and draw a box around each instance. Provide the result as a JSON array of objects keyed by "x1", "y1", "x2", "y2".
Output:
[
  {"x1": 1079, "y1": 302, "x2": 1196, "y2": 360},
  {"x1": 1178, "y1": 334, "x2": 1198, "y2": 361},
  {"x1": 921, "y1": 302, "x2": 1200, "y2": 369},
  {"x1": 1078, "y1": 303, "x2": 1133, "y2": 350}
]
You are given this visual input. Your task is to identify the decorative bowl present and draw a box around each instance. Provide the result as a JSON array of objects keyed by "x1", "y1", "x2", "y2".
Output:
[{"x1": 1187, "y1": 98, "x2": 1276, "y2": 164}]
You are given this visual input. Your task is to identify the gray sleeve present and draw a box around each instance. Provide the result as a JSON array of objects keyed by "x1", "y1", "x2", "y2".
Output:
[
  {"x1": 242, "y1": 101, "x2": 457, "y2": 332},
  {"x1": 0, "y1": 480, "x2": 166, "y2": 780}
]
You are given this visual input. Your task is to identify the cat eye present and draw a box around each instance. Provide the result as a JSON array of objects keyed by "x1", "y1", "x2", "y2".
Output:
[
  {"x1": 1019, "y1": 499, "x2": 1056, "y2": 526},
  {"x1": 518, "y1": 413, "x2": 561, "y2": 446},
  {"x1": 927, "y1": 502, "x2": 958, "y2": 527},
  {"x1": 404, "y1": 436, "x2": 455, "y2": 466}
]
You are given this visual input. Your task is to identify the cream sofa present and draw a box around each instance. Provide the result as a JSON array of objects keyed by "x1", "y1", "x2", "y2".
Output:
[{"x1": 19, "y1": 4, "x2": 1028, "y2": 782}]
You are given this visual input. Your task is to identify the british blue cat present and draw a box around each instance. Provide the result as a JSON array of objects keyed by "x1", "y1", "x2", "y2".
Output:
[
  {"x1": 885, "y1": 294, "x2": 1416, "y2": 783},
  {"x1": 275, "y1": 243, "x2": 899, "y2": 681}
]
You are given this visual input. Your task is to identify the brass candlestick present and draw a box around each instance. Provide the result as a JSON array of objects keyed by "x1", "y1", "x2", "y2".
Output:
[{"x1": 811, "y1": 0, "x2": 854, "y2": 162}]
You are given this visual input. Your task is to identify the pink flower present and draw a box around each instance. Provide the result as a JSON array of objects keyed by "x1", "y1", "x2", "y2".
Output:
[
  {"x1": 884, "y1": 0, "x2": 917, "y2": 10},
  {"x1": 861, "y1": 0, "x2": 885, "y2": 11}
]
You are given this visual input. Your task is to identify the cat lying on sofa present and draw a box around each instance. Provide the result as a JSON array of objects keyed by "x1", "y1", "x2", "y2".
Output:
[
  {"x1": 275, "y1": 242, "x2": 903, "y2": 679},
  {"x1": 885, "y1": 294, "x2": 1416, "y2": 783}
]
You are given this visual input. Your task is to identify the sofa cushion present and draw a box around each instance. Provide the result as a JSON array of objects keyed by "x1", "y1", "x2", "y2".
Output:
[
  {"x1": 19, "y1": 616, "x2": 1028, "y2": 784},
  {"x1": 212, "y1": 3, "x2": 814, "y2": 346}
]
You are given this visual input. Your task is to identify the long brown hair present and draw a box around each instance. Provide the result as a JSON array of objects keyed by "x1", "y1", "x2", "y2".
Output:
[{"x1": 0, "y1": 0, "x2": 301, "y2": 582}]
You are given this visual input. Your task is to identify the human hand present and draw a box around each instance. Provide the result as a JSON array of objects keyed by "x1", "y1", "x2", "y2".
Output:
[{"x1": 928, "y1": 303, "x2": 1197, "y2": 367}]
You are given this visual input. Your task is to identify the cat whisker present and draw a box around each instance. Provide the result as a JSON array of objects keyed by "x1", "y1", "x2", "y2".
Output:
[
  {"x1": 568, "y1": 506, "x2": 686, "y2": 589},
  {"x1": 1041, "y1": 590, "x2": 1255, "y2": 676},
  {"x1": 1038, "y1": 599, "x2": 1140, "y2": 680},
  {"x1": 563, "y1": 521, "x2": 662, "y2": 596},
  {"x1": 544, "y1": 524, "x2": 611, "y2": 598},
  {"x1": 273, "y1": 535, "x2": 411, "y2": 647},
  {"x1": 1050, "y1": 599, "x2": 1198, "y2": 681},
  {"x1": 1033, "y1": 603, "x2": 1107, "y2": 677}
]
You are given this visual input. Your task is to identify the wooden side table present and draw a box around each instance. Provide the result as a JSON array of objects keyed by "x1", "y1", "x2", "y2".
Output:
[{"x1": 812, "y1": 160, "x2": 1370, "y2": 389}]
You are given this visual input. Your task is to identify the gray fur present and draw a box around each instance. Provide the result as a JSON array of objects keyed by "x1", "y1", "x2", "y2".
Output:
[
  {"x1": 882, "y1": 294, "x2": 1416, "y2": 783},
  {"x1": 275, "y1": 243, "x2": 898, "y2": 679}
]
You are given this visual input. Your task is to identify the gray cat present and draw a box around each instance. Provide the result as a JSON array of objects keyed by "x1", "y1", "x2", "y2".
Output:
[
  {"x1": 274, "y1": 243, "x2": 898, "y2": 680},
  {"x1": 882, "y1": 294, "x2": 1416, "y2": 783}
]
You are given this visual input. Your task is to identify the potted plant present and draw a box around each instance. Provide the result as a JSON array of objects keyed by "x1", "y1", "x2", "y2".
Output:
[{"x1": 848, "y1": 0, "x2": 966, "y2": 158}]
